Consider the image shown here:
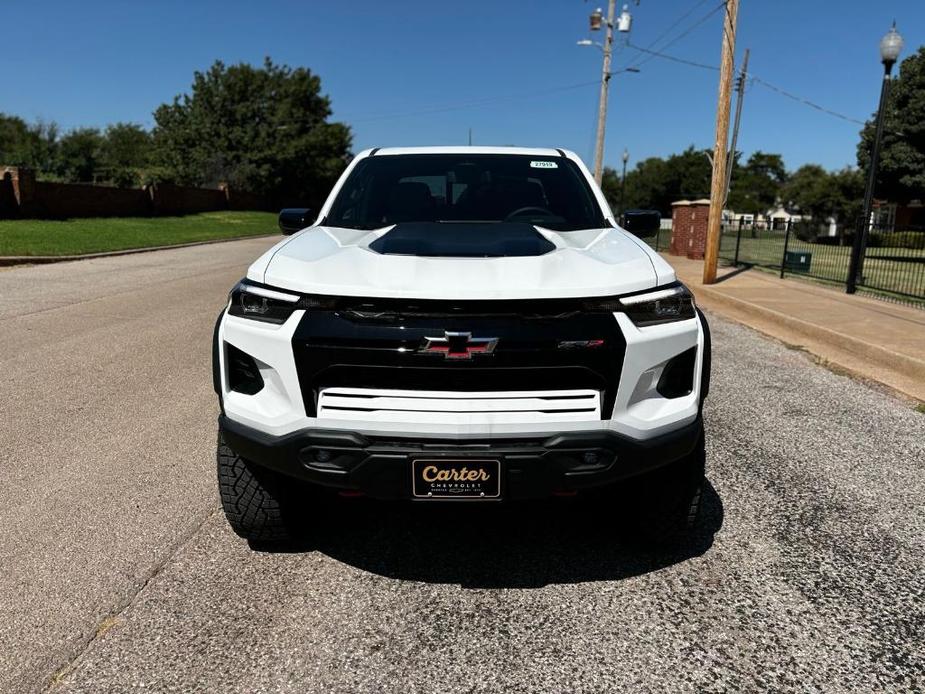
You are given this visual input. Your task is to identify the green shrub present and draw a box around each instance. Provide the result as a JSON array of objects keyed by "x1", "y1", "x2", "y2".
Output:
[{"x1": 882, "y1": 230, "x2": 925, "y2": 249}]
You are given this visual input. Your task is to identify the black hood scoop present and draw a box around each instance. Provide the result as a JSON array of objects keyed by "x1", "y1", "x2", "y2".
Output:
[{"x1": 368, "y1": 222, "x2": 556, "y2": 258}]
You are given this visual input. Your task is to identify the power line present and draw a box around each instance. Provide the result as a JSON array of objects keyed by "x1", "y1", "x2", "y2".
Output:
[
  {"x1": 343, "y1": 0, "x2": 724, "y2": 126},
  {"x1": 626, "y1": 42, "x2": 719, "y2": 71},
  {"x1": 342, "y1": 11, "x2": 869, "y2": 133},
  {"x1": 747, "y1": 76, "x2": 867, "y2": 126},
  {"x1": 649, "y1": 1, "x2": 728, "y2": 55},
  {"x1": 626, "y1": 43, "x2": 872, "y2": 128},
  {"x1": 640, "y1": 0, "x2": 714, "y2": 54},
  {"x1": 627, "y1": 0, "x2": 727, "y2": 70}
]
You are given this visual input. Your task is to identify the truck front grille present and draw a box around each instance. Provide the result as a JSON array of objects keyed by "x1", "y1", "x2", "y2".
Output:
[{"x1": 291, "y1": 307, "x2": 625, "y2": 419}]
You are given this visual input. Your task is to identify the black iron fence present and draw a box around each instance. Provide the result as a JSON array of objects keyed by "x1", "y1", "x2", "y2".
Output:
[
  {"x1": 716, "y1": 219, "x2": 925, "y2": 303},
  {"x1": 644, "y1": 225, "x2": 670, "y2": 253}
]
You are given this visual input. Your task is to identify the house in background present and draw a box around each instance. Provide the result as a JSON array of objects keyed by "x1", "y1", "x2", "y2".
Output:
[
  {"x1": 721, "y1": 206, "x2": 806, "y2": 230},
  {"x1": 872, "y1": 200, "x2": 925, "y2": 230}
]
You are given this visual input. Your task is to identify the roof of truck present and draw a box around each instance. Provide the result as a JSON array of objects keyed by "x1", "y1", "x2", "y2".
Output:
[{"x1": 358, "y1": 146, "x2": 576, "y2": 158}]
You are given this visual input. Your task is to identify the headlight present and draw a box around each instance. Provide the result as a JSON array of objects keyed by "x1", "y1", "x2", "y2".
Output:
[
  {"x1": 228, "y1": 281, "x2": 300, "y2": 324},
  {"x1": 584, "y1": 283, "x2": 696, "y2": 327},
  {"x1": 227, "y1": 280, "x2": 336, "y2": 324}
]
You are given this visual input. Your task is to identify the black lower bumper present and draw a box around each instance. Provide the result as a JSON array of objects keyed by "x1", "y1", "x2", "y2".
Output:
[{"x1": 219, "y1": 415, "x2": 703, "y2": 501}]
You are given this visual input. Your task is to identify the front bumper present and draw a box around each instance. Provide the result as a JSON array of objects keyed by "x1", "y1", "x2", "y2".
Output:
[{"x1": 218, "y1": 413, "x2": 703, "y2": 500}]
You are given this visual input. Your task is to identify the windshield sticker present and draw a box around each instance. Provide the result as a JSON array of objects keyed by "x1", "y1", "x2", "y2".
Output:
[{"x1": 530, "y1": 160, "x2": 558, "y2": 169}]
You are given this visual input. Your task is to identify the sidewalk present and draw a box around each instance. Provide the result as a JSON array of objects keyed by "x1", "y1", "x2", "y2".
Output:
[{"x1": 663, "y1": 254, "x2": 925, "y2": 402}]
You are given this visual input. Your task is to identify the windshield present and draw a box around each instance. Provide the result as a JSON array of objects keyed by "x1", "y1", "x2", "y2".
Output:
[{"x1": 324, "y1": 154, "x2": 606, "y2": 231}]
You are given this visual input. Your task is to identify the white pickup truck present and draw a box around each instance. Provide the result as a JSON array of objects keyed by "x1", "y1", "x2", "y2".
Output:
[{"x1": 212, "y1": 146, "x2": 710, "y2": 544}]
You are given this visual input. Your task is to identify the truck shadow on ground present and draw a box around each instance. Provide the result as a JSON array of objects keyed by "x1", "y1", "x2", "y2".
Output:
[{"x1": 259, "y1": 480, "x2": 724, "y2": 589}]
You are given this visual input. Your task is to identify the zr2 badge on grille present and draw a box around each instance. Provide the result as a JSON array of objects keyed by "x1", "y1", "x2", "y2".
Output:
[{"x1": 412, "y1": 459, "x2": 501, "y2": 498}]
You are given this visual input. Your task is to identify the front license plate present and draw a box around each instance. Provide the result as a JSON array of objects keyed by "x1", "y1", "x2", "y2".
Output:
[{"x1": 412, "y1": 459, "x2": 501, "y2": 499}]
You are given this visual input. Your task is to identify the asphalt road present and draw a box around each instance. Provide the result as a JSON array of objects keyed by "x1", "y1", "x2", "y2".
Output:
[{"x1": 1, "y1": 238, "x2": 923, "y2": 693}]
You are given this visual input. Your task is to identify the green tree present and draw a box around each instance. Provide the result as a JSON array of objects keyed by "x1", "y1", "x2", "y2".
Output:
[
  {"x1": 781, "y1": 164, "x2": 864, "y2": 233},
  {"x1": 152, "y1": 57, "x2": 352, "y2": 206},
  {"x1": 56, "y1": 127, "x2": 105, "y2": 182},
  {"x1": 0, "y1": 114, "x2": 59, "y2": 171},
  {"x1": 857, "y1": 46, "x2": 925, "y2": 203},
  {"x1": 600, "y1": 166, "x2": 621, "y2": 212},
  {"x1": 604, "y1": 146, "x2": 712, "y2": 216},
  {"x1": 727, "y1": 151, "x2": 786, "y2": 214},
  {"x1": 99, "y1": 123, "x2": 152, "y2": 187}
]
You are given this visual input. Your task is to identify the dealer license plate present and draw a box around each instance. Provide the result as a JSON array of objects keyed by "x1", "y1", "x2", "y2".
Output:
[{"x1": 411, "y1": 459, "x2": 501, "y2": 499}]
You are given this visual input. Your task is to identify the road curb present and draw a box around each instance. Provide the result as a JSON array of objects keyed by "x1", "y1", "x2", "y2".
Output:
[
  {"x1": 0, "y1": 234, "x2": 278, "y2": 267},
  {"x1": 693, "y1": 282, "x2": 925, "y2": 401}
]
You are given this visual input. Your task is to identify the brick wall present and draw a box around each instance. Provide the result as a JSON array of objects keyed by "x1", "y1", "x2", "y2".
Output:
[
  {"x1": 0, "y1": 167, "x2": 270, "y2": 219},
  {"x1": 669, "y1": 199, "x2": 711, "y2": 259}
]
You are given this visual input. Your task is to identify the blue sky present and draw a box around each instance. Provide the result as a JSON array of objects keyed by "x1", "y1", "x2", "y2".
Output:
[{"x1": 4, "y1": 1, "x2": 923, "y2": 173}]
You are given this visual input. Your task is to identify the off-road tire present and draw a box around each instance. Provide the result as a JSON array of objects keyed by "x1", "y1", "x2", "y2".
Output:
[
  {"x1": 622, "y1": 429, "x2": 706, "y2": 544},
  {"x1": 217, "y1": 433, "x2": 300, "y2": 543}
]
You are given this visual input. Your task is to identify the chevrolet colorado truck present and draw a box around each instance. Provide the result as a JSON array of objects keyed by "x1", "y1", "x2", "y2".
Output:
[{"x1": 213, "y1": 146, "x2": 710, "y2": 544}]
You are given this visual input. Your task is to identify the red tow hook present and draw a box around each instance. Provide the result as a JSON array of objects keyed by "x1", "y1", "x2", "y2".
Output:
[{"x1": 338, "y1": 490, "x2": 365, "y2": 498}]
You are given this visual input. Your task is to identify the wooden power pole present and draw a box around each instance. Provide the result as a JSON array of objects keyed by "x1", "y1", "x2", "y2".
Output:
[{"x1": 703, "y1": 0, "x2": 740, "y2": 285}]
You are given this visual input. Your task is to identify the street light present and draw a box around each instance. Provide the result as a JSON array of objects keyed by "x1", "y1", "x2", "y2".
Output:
[
  {"x1": 577, "y1": 2, "x2": 632, "y2": 185},
  {"x1": 620, "y1": 148, "x2": 629, "y2": 216},
  {"x1": 880, "y1": 24, "x2": 904, "y2": 65},
  {"x1": 847, "y1": 23, "x2": 904, "y2": 294}
]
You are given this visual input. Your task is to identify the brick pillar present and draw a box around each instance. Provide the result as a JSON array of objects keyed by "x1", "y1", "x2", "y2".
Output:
[
  {"x1": 685, "y1": 199, "x2": 711, "y2": 259},
  {"x1": 4, "y1": 167, "x2": 35, "y2": 215},
  {"x1": 669, "y1": 200, "x2": 691, "y2": 255}
]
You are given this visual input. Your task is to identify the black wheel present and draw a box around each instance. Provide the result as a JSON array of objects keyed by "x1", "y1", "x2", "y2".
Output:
[
  {"x1": 621, "y1": 429, "x2": 706, "y2": 545},
  {"x1": 217, "y1": 433, "x2": 303, "y2": 543}
]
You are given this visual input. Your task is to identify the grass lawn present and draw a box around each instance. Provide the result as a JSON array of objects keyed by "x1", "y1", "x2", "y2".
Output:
[
  {"x1": 0, "y1": 211, "x2": 278, "y2": 256},
  {"x1": 717, "y1": 232, "x2": 925, "y2": 298}
]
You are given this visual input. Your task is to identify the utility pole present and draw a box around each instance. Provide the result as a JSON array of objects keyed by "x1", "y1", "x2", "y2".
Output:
[
  {"x1": 723, "y1": 47, "x2": 749, "y2": 206},
  {"x1": 592, "y1": 0, "x2": 617, "y2": 185},
  {"x1": 703, "y1": 0, "x2": 740, "y2": 285},
  {"x1": 585, "y1": 3, "x2": 633, "y2": 185}
]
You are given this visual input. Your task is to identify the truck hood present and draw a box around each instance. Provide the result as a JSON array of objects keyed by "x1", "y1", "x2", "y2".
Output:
[{"x1": 250, "y1": 223, "x2": 672, "y2": 300}]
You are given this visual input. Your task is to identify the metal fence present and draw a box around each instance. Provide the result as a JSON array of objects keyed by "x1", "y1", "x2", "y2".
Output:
[
  {"x1": 643, "y1": 226, "x2": 670, "y2": 254},
  {"x1": 716, "y1": 219, "x2": 925, "y2": 303}
]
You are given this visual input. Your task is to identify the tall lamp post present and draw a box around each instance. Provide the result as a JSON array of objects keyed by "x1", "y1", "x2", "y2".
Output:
[
  {"x1": 620, "y1": 148, "x2": 629, "y2": 216},
  {"x1": 847, "y1": 23, "x2": 904, "y2": 294},
  {"x1": 578, "y1": 3, "x2": 633, "y2": 185}
]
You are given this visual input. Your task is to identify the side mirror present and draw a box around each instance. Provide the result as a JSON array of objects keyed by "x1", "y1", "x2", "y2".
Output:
[
  {"x1": 621, "y1": 209, "x2": 661, "y2": 238},
  {"x1": 278, "y1": 208, "x2": 314, "y2": 235}
]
